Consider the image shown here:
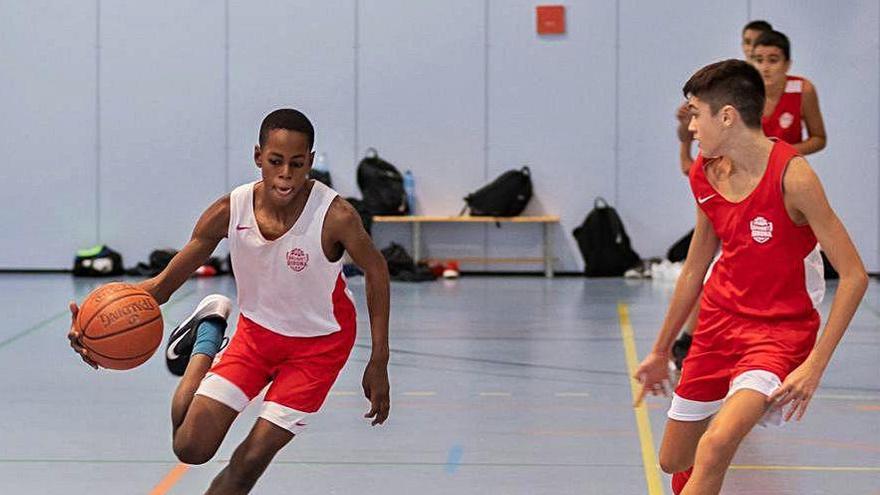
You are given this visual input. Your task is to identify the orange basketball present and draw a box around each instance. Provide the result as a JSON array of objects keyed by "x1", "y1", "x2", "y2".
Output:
[{"x1": 76, "y1": 282, "x2": 163, "y2": 370}]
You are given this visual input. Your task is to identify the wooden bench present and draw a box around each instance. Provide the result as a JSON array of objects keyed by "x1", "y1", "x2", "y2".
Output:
[{"x1": 372, "y1": 215, "x2": 560, "y2": 277}]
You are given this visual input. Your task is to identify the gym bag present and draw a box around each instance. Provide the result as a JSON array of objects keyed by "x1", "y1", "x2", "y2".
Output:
[
  {"x1": 356, "y1": 148, "x2": 408, "y2": 215},
  {"x1": 73, "y1": 245, "x2": 124, "y2": 277},
  {"x1": 461, "y1": 166, "x2": 533, "y2": 216},
  {"x1": 573, "y1": 198, "x2": 641, "y2": 277}
]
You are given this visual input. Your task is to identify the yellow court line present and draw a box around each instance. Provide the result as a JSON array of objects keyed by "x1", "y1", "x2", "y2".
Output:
[
  {"x1": 617, "y1": 303, "x2": 664, "y2": 495},
  {"x1": 730, "y1": 465, "x2": 880, "y2": 472},
  {"x1": 149, "y1": 462, "x2": 189, "y2": 495}
]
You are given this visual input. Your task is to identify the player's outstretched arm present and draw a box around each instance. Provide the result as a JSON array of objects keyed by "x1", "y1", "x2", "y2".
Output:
[
  {"x1": 768, "y1": 157, "x2": 868, "y2": 420},
  {"x1": 67, "y1": 196, "x2": 230, "y2": 368},
  {"x1": 633, "y1": 207, "x2": 719, "y2": 406},
  {"x1": 138, "y1": 196, "x2": 230, "y2": 304},
  {"x1": 327, "y1": 197, "x2": 391, "y2": 426}
]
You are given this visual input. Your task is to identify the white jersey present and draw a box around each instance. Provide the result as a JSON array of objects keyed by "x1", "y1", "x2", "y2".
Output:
[{"x1": 228, "y1": 180, "x2": 355, "y2": 337}]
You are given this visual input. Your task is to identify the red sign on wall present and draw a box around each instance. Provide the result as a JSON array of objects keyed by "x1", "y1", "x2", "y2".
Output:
[{"x1": 536, "y1": 5, "x2": 566, "y2": 35}]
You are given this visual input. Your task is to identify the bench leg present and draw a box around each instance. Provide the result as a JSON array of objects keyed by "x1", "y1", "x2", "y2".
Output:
[
  {"x1": 543, "y1": 223, "x2": 553, "y2": 278},
  {"x1": 412, "y1": 222, "x2": 422, "y2": 263}
]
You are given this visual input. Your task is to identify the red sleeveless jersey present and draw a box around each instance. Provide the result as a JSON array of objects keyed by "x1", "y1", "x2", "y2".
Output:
[
  {"x1": 762, "y1": 76, "x2": 804, "y2": 144},
  {"x1": 689, "y1": 140, "x2": 824, "y2": 320}
]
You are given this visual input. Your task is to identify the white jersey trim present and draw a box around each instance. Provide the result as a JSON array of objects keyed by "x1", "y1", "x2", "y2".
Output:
[{"x1": 803, "y1": 243, "x2": 825, "y2": 309}]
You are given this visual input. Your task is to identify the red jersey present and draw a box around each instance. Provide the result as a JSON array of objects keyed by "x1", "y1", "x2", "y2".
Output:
[
  {"x1": 689, "y1": 140, "x2": 824, "y2": 320},
  {"x1": 762, "y1": 76, "x2": 804, "y2": 144}
]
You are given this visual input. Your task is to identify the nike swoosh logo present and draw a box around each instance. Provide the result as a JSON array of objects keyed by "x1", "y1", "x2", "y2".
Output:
[
  {"x1": 698, "y1": 194, "x2": 717, "y2": 204},
  {"x1": 236, "y1": 225, "x2": 250, "y2": 231},
  {"x1": 166, "y1": 331, "x2": 189, "y2": 360}
]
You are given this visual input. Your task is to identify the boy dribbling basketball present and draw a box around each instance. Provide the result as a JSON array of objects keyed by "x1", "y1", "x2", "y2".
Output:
[{"x1": 68, "y1": 109, "x2": 391, "y2": 494}]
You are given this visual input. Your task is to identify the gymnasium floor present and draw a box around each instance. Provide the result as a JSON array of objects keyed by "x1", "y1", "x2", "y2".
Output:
[{"x1": 0, "y1": 273, "x2": 877, "y2": 494}]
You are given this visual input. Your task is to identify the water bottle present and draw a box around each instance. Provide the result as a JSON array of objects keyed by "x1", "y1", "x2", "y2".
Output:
[
  {"x1": 313, "y1": 152, "x2": 328, "y2": 172},
  {"x1": 403, "y1": 170, "x2": 416, "y2": 214},
  {"x1": 311, "y1": 152, "x2": 332, "y2": 187}
]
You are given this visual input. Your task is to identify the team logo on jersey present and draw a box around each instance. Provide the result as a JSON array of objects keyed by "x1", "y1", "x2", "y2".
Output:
[
  {"x1": 286, "y1": 248, "x2": 309, "y2": 272},
  {"x1": 779, "y1": 112, "x2": 794, "y2": 129},
  {"x1": 750, "y1": 216, "x2": 773, "y2": 244}
]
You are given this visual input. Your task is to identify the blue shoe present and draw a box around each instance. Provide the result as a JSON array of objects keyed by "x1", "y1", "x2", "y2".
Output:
[{"x1": 165, "y1": 294, "x2": 231, "y2": 376}]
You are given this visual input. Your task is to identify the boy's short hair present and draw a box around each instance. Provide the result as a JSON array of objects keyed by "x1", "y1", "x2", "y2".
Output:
[
  {"x1": 753, "y1": 30, "x2": 791, "y2": 60},
  {"x1": 259, "y1": 109, "x2": 315, "y2": 150},
  {"x1": 743, "y1": 20, "x2": 773, "y2": 33},
  {"x1": 682, "y1": 59, "x2": 765, "y2": 129}
]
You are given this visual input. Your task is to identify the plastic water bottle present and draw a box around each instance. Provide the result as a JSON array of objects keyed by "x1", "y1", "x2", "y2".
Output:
[
  {"x1": 403, "y1": 170, "x2": 416, "y2": 213},
  {"x1": 314, "y1": 152, "x2": 328, "y2": 172}
]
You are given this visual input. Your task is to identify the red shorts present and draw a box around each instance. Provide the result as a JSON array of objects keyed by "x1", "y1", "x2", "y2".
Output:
[
  {"x1": 195, "y1": 314, "x2": 356, "y2": 432},
  {"x1": 669, "y1": 297, "x2": 818, "y2": 423}
]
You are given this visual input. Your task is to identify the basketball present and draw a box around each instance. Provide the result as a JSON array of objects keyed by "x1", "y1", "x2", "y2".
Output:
[{"x1": 76, "y1": 282, "x2": 164, "y2": 370}]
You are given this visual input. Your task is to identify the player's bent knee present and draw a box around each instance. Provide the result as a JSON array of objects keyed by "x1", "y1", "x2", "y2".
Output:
[
  {"x1": 695, "y1": 429, "x2": 736, "y2": 468},
  {"x1": 659, "y1": 448, "x2": 692, "y2": 474},
  {"x1": 172, "y1": 434, "x2": 219, "y2": 465}
]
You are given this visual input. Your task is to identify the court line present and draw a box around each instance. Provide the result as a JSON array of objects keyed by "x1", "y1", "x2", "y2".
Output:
[
  {"x1": 814, "y1": 393, "x2": 880, "y2": 401},
  {"x1": 328, "y1": 390, "x2": 358, "y2": 397},
  {"x1": 729, "y1": 465, "x2": 880, "y2": 472},
  {"x1": 3, "y1": 288, "x2": 201, "y2": 493},
  {"x1": 0, "y1": 310, "x2": 69, "y2": 350},
  {"x1": 354, "y1": 344, "x2": 627, "y2": 376},
  {"x1": 1, "y1": 458, "x2": 876, "y2": 472},
  {"x1": 617, "y1": 302, "x2": 664, "y2": 495},
  {"x1": 149, "y1": 463, "x2": 190, "y2": 495},
  {"x1": 0, "y1": 288, "x2": 196, "y2": 352}
]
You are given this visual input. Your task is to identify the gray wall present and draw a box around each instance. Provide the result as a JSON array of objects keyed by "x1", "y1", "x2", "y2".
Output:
[{"x1": 2, "y1": 0, "x2": 878, "y2": 272}]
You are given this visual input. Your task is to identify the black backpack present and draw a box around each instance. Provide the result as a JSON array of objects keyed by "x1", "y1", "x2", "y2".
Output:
[
  {"x1": 573, "y1": 198, "x2": 641, "y2": 277},
  {"x1": 345, "y1": 197, "x2": 374, "y2": 235},
  {"x1": 380, "y1": 243, "x2": 436, "y2": 282},
  {"x1": 126, "y1": 248, "x2": 179, "y2": 277},
  {"x1": 309, "y1": 169, "x2": 333, "y2": 188},
  {"x1": 356, "y1": 148, "x2": 408, "y2": 215},
  {"x1": 667, "y1": 229, "x2": 694, "y2": 262},
  {"x1": 73, "y1": 245, "x2": 124, "y2": 277},
  {"x1": 461, "y1": 166, "x2": 533, "y2": 216}
]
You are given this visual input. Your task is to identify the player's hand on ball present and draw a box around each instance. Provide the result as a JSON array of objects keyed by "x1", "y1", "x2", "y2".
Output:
[
  {"x1": 362, "y1": 359, "x2": 390, "y2": 426},
  {"x1": 67, "y1": 301, "x2": 98, "y2": 370}
]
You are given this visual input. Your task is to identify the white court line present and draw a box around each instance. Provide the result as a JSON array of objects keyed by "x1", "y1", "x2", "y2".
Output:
[
  {"x1": 555, "y1": 392, "x2": 590, "y2": 397},
  {"x1": 402, "y1": 391, "x2": 437, "y2": 397},
  {"x1": 479, "y1": 392, "x2": 512, "y2": 397}
]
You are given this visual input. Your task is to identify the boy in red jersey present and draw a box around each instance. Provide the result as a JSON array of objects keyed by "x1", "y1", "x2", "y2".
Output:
[
  {"x1": 751, "y1": 30, "x2": 827, "y2": 155},
  {"x1": 672, "y1": 26, "x2": 830, "y2": 372},
  {"x1": 636, "y1": 60, "x2": 867, "y2": 494},
  {"x1": 670, "y1": 20, "x2": 777, "y2": 372}
]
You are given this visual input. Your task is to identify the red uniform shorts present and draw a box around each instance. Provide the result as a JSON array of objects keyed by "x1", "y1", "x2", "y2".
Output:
[
  {"x1": 195, "y1": 314, "x2": 356, "y2": 433},
  {"x1": 669, "y1": 297, "x2": 818, "y2": 424}
]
